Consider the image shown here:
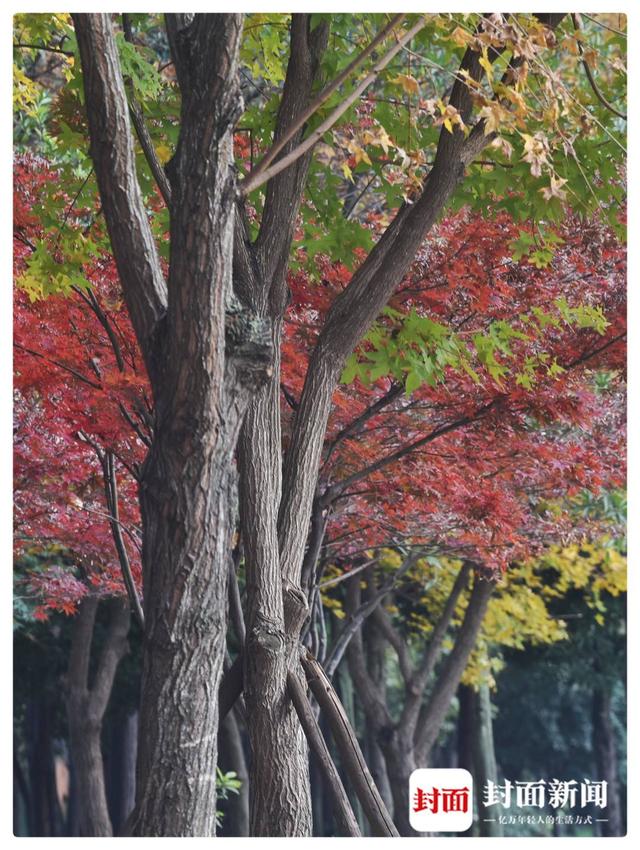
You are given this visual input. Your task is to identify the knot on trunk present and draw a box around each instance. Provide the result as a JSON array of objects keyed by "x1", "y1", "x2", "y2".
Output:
[
  {"x1": 225, "y1": 293, "x2": 274, "y2": 390},
  {"x1": 283, "y1": 582, "x2": 309, "y2": 638}
]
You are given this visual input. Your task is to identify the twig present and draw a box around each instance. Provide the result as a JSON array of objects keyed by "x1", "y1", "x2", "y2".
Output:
[
  {"x1": 241, "y1": 15, "x2": 426, "y2": 195},
  {"x1": 572, "y1": 14, "x2": 626, "y2": 120}
]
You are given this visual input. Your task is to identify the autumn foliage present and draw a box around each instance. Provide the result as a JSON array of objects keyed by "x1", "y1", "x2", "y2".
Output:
[{"x1": 14, "y1": 152, "x2": 625, "y2": 613}]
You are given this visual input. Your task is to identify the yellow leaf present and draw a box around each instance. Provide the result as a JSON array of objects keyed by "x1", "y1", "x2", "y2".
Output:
[
  {"x1": 156, "y1": 144, "x2": 172, "y2": 164},
  {"x1": 450, "y1": 26, "x2": 474, "y2": 48},
  {"x1": 341, "y1": 161, "x2": 354, "y2": 182},
  {"x1": 392, "y1": 74, "x2": 420, "y2": 96},
  {"x1": 479, "y1": 47, "x2": 494, "y2": 85}
]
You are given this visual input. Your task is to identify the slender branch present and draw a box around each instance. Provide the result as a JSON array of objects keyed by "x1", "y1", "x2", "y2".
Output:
[
  {"x1": 14, "y1": 41, "x2": 74, "y2": 56},
  {"x1": 323, "y1": 381, "x2": 403, "y2": 468},
  {"x1": 241, "y1": 15, "x2": 426, "y2": 195},
  {"x1": 14, "y1": 342, "x2": 102, "y2": 389},
  {"x1": 72, "y1": 285, "x2": 126, "y2": 372},
  {"x1": 122, "y1": 14, "x2": 173, "y2": 206},
  {"x1": 242, "y1": 14, "x2": 405, "y2": 193},
  {"x1": 103, "y1": 451, "x2": 145, "y2": 630},
  {"x1": 572, "y1": 14, "x2": 626, "y2": 121},
  {"x1": 325, "y1": 551, "x2": 419, "y2": 678},
  {"x1": 401, "y1": 561, "x2": 472, "y2": 730},
  {"x1": 287, "y1": 670, "x2": 361, "y2": 837},
  {"x1": 320, "y1": 400, "x2": 498, "y2": 508},
  {"x1": 301, "y1": 648, "x2": 399, "y2": 837}
]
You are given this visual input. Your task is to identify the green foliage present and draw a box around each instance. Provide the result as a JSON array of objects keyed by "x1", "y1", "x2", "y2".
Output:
[
  {"x1": 340, "y1": 299, "x2": 607, "y2": 393},
  {"x1": 215, "y1": 768, "x2": 242, "y2": 827}
]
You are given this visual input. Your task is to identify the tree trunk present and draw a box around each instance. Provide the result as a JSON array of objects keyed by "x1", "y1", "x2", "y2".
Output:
[
  {"x1": 457, "y1": 683, "x2": 478, "y2": 836},
  {"x1": 415, "y1": 575, "x2": 495, "y2": 762},
  {"x1": 379, "y1": 730, "x2": 419, "y2": 836},
  {"x1": 73, "y1": 13, "x2": 270, "y2": 835},
  {"x1": 105, "y1": 710, "x2": 138, "y2": 834},
  {"x1": 65, "y1": 596, "x2": 130, "y2": 837},
  {"x1": 236, "y1": 15, "x2": 327, "y2": 836},
  {"x1": 473, "y1": 683, "x2": 502, "y2": 836},
  {"x1": 217, "y1": 708, "x2": 250, "y2": 836},
  {"x1": 592, "y1": 687, "x2": 623, "y2": 836}
]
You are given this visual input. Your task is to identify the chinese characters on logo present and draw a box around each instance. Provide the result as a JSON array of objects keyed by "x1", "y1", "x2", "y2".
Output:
[
  {"x1": 409, "y1": 769, "x2": 474, "y2": 831},
  {"x1": 483, "y1": 779, "x2": 608, "y2": 810}
]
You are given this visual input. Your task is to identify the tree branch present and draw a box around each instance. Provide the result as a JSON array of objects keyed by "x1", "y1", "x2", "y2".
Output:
[
  {"x1": 287, "y1": 670, "x2": 361, "y2": 836},
  {"x1": 241, "y1": 14, "x2": 405, "y2": 195},
  {"x1": 301, "y1": 648, "x2": 399, "y2": 837},
  {"x1": 401, "y1": 560, "x2": 471, "y2": 730},
  {"x1": 240, "y1": 16, "x2": 426, "y2": 196},
  {"x1": 414, "y1": 571, "x2": 495, "y2": 759},
  {"x1": 72, "y1": 14, "x2": 167, "y2": 376},
  {"x1": 325, "y1": 552, "x2": 419, "y2": 678},
  {"x1": 122, "y1": 14, "x2": 173, "y2": 207}
]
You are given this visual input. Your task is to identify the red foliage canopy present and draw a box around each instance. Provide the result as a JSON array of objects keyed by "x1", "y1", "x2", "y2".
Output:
[{"x1": 13, "y1": 156, "x2": 626, "y2": 615}]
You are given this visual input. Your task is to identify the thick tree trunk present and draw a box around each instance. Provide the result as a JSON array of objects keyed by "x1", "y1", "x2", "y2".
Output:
[
  {"x1": 73, "y1": 13, "x2": 270, "y2": 836},
  {"x1": 65, "y1": 596, "x2": 130, "y2": 837},
  {"x1": 592, "y1": 687, "x2": 624, "y2": 836}
]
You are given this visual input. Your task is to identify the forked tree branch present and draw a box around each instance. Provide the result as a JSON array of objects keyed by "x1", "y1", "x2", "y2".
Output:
[{"x1": 241, "y1": 13, "x2": 406, "y2": 195}]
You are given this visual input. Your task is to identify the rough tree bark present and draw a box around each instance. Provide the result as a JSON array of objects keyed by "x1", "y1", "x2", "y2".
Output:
[
  {"x1": 65, "y1": 596, "x2": 130, "y2": 837},
  {"x1": 73, "y1": 13, "x2": 271, "y2": 836},
  {"x1": 236, "y1": 15, "x2": 328, "y2": 836}
]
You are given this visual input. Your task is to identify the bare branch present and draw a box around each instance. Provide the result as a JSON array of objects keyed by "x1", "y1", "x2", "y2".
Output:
[
  {"x1": 301, "y1": 648, "x2": 399, "y2": 837},
  {"x1": 287, "y1": 670, "x2": 361, "y2": 836},
  {"x1": 241, "y1": 16, "x2": 426, "y2": 195}
]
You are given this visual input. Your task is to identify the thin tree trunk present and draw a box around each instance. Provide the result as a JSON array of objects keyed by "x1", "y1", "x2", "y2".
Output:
[
  {"x1": 457, "y1": 683, "x2": 478, "y2": 836},
  {"x1": 473, "y1": 683, "x2": 502, "y2": 836},
  {"x1": 415, "y1": 576, "x2": 495, "y2": 762},
  {"x1": 592, "y1": 687, "x2": 623, "y2": 836}
]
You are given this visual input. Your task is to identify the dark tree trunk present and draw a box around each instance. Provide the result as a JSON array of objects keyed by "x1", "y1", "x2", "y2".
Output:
[
  {"x1": 457, "y1": 683, "x2": 478, "y2": 836},
  {"x1": 105, "y1": 710, "x2": 138, "y2": 834},
  {"x1": 592, "y1": 687, "x2": 624, "y2": 836},
  {"x1": 65, "y1": 596, "x2": 130, "y2": 837},
  {"x1": 26, "y1": 698, "x2": 61, "y2": 836},
  {"x1": 217, "y1": 708, "x2": 250, "y2": 836}
]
